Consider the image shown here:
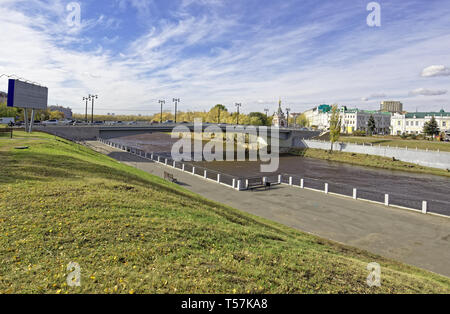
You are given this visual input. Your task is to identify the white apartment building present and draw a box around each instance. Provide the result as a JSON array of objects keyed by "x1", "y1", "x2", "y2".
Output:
[
  {"x1": 304, "y1": 105, "x2": 391, "y2": 134},
  {"x1": 391, "y1": 110, "x2": 450, "y2": 135}
]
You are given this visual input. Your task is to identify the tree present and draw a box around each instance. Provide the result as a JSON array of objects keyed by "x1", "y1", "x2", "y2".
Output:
[
  {"x1": 248, "y1": 112, "x2": 268, "y2": 126},
  {"x1": 49, "y1": 110, "x2": 65, "y2": 120},
  {"x1": 295, "y1": 114, "x2": 309, "y2": 127},
  {"x1": 367, "y1": 115, "x2": 376, "y2": 135},
  {"x1": 423, "y1": 116, "x2": 440, "y2": 138},
  {"x1": 210, "y1": 104, "x2": 227, "y2": 123},
  {"x1": 329, "y1": 105, "x2": 341, "y2": 152}
]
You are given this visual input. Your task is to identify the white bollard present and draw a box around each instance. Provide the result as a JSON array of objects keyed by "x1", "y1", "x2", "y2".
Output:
[
  {"x1": 246, "y1": 179, "x2": 249, "y2": 189},
  {"x1": 289, "y1": 177, "x2": 293, "y2": 186},
  {"x1": 182, "y1": 164, "x2": 185, "y2": 171},
  {"x1": 165, "y1": 159, "x2": 168, "y2": 165},
  {"x1": 237, "y1": 180, "x2": 242, "y2": 191},
  {"x1": 173, "y1": 161, "x2": 176, "y2": 168},
  {"x1": 232, "y1": 179, "x2": 236, "y2": 189},
  {"x1": 192, "y1": 167, "x2": 196, "y2": 175},
  {"x1": 422, "y1": 201, "x2": 427, "y2": 214},
  {"x1": 278, "y1": 175, "x2": 282, "y2": 184},
  {"x1": 385, "y1": 194, "x2": 389, "y2": 206},
  {"x1": 325, "y1": 183, "x2": 328, "y2": 194},
  {"x1": 263, "y1": 177, "x2": 267, "y2": 185},
  {"x1": 157, "y1": 156, "x2": 160, "y2": 163},
  {"x1": 300, "y1": 179, "x2": 304, "y2": 189},
  {"x1": 217, "y1": 174, "x2": 221, "y2": 183},
  {"x1": 353, "y1": 188, "x2": 357, "y2": 199},
  {"x1": 204, "y1": 170, "x2": 207, "y2": 179}
]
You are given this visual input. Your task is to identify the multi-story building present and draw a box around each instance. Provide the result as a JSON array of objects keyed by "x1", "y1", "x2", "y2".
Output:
[
  {"x1": 0, "y1": 91, "x2": 7, "y2": 104},
  {"x1": 48, "y1": 105, "x2": 73, "y2": 119},
  {"x1": 303, "y1": 105, "x2": 391, "y2": 134},
  {"x1": 391, "y1": 110, "x2": 450, "y2": 135},
  {"x1": 380, "y1": 101, "x2": 403, "y2": 113},
  {"x1": 340, "y1": 109, "x2": 391, "y2": 134}
]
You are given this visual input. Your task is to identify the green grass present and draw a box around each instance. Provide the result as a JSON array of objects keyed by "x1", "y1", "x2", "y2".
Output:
[
  {"x1": 290, "y1": 148, "x2": 450, "y2": 177},
  {"x1": 340, "y1": 136, "x2": 450, "y2": 152},
  {"x1": 1, "y1": 131, "x2": 449, "y2": 294}
]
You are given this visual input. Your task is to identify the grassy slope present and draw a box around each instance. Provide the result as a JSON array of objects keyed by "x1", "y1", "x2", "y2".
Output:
[
  {"x1": 0, "y1": 132, "x2": 449, "y2": 294},
  {"x1": 290, "y1": 148, "x2": 450, "y2": 178},
  {"x1": 340, "y1": 136, "x2": 450, "y2": 152}
]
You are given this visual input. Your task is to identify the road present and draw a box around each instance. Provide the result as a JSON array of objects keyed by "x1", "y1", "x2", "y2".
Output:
[{"x1": 86, "y1": 141, "x2": 450, "y2": 277}]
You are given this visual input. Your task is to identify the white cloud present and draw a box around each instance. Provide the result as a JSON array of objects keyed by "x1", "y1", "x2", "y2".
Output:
[
  {"x1": 409, "y1": 88, "x2": 448, "y2": 96},
  {"x1": 421, "y1": 65, "x2": 450, "y2": 77}
]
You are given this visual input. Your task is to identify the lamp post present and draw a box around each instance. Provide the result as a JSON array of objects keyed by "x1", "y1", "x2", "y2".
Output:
[
  {"x1": 83, "y1": 96, "x2": 89, "y2": 123},
  {"x1": 173, "y1": 98, "x2": 180, "y2": 123},
  {"x1": 286, "y1": 108, "x2": 291, "y2": 128},
  {"x1": 89, "y1": 94, "x2": 98, "y2": 124},
  {"x1": 158, "y1": 100, "x2": 165, "y2": 123},
  {"x1": 235, "y1": 103, "x2": 242, "y2": 125}
]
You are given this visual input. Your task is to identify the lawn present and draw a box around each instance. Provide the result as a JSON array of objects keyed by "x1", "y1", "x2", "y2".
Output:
[
  {"x1": 0, "y1": 131, "x2": 449, "y2": 294},
  {"x1": 340, "y1": 136, "x2": 450, "y2": 152},
  {"x1": 290, "y1": 148, "x2": 450, "y2": 178}
]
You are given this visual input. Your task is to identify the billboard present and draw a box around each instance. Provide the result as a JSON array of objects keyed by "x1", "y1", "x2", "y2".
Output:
[{"x1": 7, "y1": 79, "x2": 48, "y2": 110}]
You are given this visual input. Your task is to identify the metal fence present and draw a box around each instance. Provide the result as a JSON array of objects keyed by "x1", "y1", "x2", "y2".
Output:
[{"x1": 98, "y1": 138, "x2": 449, "y2": 217}]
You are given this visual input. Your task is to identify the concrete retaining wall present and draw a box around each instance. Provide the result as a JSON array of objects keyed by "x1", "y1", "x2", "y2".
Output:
[{"x1": 301, "y1": 139, "x2": 450, "y2": 170}]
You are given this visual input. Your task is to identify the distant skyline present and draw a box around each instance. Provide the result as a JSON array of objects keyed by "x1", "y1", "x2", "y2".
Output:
[{"x1": 1, "y1": 0, "x2": 449, "y2": 114}]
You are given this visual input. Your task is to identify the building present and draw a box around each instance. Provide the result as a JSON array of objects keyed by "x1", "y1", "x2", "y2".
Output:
[
  {"x1": 48, "y1": 105, "x2": 73, "y2": 119},
  {"x1": 303, "y1": 105, "x2": 391, "y2": 134},
  {"x1": 391, "y1": 110, "x2": 450, "y2": 135},
  {"x1": 380, "y1": 101, "x2": 403, "y2": 113},
  {"x1": 303, "y1": 105, "x2": 331, "y2": 129},
  {"x1": 340, "y1": 108, "x2": 391, "y2": 134},
  {"x1": 0, "y1": 91, "x2": 7, "y2": 104},
  {"x1": 272, "y1": 99, "x2": 287, "y2": 128}
]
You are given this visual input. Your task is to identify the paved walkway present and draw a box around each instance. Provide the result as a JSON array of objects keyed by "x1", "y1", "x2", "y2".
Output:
[{"x1": 86, "y1": 141, "x2": 450, "y2": 277}]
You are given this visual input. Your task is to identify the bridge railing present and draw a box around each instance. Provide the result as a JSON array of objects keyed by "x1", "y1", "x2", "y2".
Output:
[{"x1": 99, "y1": 138, "x2": 241, "y2": 190}]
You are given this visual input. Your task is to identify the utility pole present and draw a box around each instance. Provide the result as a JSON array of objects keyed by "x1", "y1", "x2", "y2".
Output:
[
  {"x1": 90, "y1": 94, "x2": 98, "y2": 124},
  {"x1": 235, "y1": 103, "x2": 242, "y2": 125},
  {"x1": 173, "y1": 98, "x2": 180, "y2": 123},
  {"x1": 286, "y1": 108, "x2": 291, "y2": 128},
  {"x1": 83, "y1": 96, "x2": 89, "y2": 123},
  {"x1": 158, "y1": 100, "x2": 165, "y2": 123}
]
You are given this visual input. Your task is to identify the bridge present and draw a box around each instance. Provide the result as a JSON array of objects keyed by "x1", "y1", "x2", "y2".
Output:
[{"x1": 34, "y1": 124, "x2": 320, "y2": 150}]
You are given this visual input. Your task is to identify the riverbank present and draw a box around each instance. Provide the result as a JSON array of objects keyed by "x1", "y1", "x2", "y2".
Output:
[
  {"x1": 290, "y1": 148, "x2": 450, "y2": 178},
  {"x1": 340, "y1": 136, "x2": 450, "y2": 152},
  {"x1": 1, "y1": 131, "x2": 449, "y2": 293}
]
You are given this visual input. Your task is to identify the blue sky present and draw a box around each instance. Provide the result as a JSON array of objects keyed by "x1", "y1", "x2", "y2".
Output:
[{"x1": 0, "y1": 0, "x2": 449, "y2": 115}]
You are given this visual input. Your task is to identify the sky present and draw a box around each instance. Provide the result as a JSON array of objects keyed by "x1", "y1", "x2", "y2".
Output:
[{"x1": 0, "y1": 0, "x2": 449, "y2": 115}]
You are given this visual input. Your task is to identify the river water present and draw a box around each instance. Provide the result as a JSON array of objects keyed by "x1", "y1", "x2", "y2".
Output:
[{"x1": 109, "y1": 133, "x2": 450, "y2": 216}]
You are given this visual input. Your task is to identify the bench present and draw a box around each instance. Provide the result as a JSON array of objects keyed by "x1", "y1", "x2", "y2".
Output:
[
  {"x1": 247, "y1": 177, "x2": 270, "y2": 191},
  {"x1": 164, "y1": 171, "x2": 178, "y2": 183},
  {"x1": 0, "y1": 128, "x2": 12, "y2": 138}
]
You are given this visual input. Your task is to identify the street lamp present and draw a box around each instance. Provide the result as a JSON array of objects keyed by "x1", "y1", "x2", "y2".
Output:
[
  {"x1": 83, "y1": 96, "x2": 89, "y2": 123},
  {"x1": 89, "y1": 94, "x2": 98, "y2": 124},
  {"x1": 158, "y1": 100, "x2": 165, "y2": 123},
  {"x1": 235, "y1": 103, "x2": 242, "y2": 125},
  {"x1": 173, "y1": 98, "x2": 180, "y2": 123},
  {"x1": 286, "y1": 108, "x2": 291, "y2": 128}
]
